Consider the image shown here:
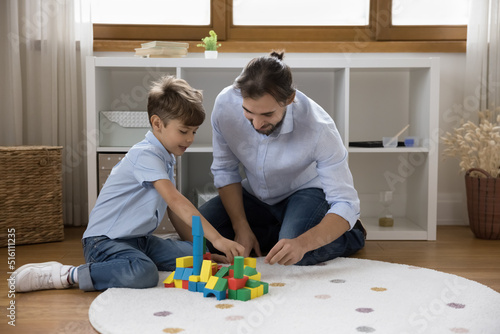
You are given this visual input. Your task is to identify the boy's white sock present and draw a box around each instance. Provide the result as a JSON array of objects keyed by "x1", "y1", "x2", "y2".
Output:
[{"x1": 64, "y1": 265, "x2": 79, "y2": 285}]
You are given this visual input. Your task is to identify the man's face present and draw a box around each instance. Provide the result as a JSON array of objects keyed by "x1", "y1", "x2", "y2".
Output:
[{"x1": 242, "y1": 94, "x2": 289, "y2": 136}]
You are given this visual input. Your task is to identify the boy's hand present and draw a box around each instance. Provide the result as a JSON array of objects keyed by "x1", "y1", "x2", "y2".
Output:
[{"x1": 212, "y1": 237, "x2": 245, "y2": 263}]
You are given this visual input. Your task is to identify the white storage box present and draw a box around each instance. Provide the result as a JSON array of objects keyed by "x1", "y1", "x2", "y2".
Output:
[{"x1": 99, "y1": 111, "x2": 150, "y2": 147}]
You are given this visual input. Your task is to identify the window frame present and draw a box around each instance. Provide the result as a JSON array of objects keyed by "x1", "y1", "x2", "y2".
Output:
[{"x1": 92, "y1": 0, "x2": 467, "y2": 52}]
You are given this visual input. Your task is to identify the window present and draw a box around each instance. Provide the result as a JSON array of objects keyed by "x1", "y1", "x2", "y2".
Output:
[
  {"x1": 92, "y1": 0, "x2": 468, "y2": 52},
  {"x1": 232, "y1": 0, "x2": 370, "y2": 26}
]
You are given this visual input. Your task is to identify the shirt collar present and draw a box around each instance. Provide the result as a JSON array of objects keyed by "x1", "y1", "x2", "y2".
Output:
[
  {"x1": 272, "y1": 102, "x2": 294, "y2": 137},
  {"x1": 145, "y1": 130, "x2": 176, "y2": 164}
]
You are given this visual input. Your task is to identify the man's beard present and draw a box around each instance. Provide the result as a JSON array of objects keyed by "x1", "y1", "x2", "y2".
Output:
[{"x1": 252, "y1": 111, "x2": 286, "y2": 136}]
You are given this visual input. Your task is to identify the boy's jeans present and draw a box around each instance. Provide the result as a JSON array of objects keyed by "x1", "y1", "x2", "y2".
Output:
[
  {"x1": 199, "y1": 187, "x2": 365, "y2": 266},
  {"x1": 78, "y1": 235, "x2": 192, "y2": 291}
]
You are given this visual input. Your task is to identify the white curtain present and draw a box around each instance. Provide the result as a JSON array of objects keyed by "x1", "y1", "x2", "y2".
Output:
[
  {"x1": 0, "y1": 0, "x2": 93, "y2": 226},
  {"x1": 465, "y1": 0, "x2": 500, "y2": 118}
]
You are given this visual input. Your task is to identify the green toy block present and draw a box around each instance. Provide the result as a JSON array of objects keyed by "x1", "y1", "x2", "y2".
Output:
[
  {"x1": 245, "y1": 279, "x2": 261, "y2": 289},
  {"x1": 215, "y1": 266, "x2": 229, "y2": 278},
  {"x1": 214, "y1": 277, "x2": 228, "y2": 291},
  {"x1": 236, "y1": 287, "x2": 251, "y2": 301},
  {"x1": 234, "y1": 256, "x2": 244, "y2": 279},
  {"x1": 243, "y1": 266, "x2": 258, "y2": 277},
  {"x1": 261, "y1": 281, "x2": 269, "y2": 294},
  {"x1": 228, "y1": 289, "x2": 237, "y2": 300}
]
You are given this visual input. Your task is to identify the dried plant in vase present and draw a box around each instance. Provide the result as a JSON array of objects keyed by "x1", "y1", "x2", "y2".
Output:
[
  {"x1": 441, "y1": 109, "x2": 500, "y2": 239},
  {"x1": 441, "y1": 110, "x2": 500, "y2": 178}
]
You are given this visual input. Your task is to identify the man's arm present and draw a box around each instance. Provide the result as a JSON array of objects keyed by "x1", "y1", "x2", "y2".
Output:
[
  {"x1": 218, "y1": 183, "x2": 262, "y2": 257},
  {"x1": 265, "y1": 213, "x2": 349, "y2": 265},
  {"x1": 153, "y1": 179, "x2": 244, "y2": 262}
]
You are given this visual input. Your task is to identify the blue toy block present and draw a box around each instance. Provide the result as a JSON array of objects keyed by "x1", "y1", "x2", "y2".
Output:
[
  {"x1": 181, "y1": 268, "x2": 193, "y2": 281},
  {"x1": 188, "y1": 281, "x2": 198, "y2": 292},
  {"x1": 192, "y1": 216, "x2": 203, "y2": 236},
  {"x1": 196, "y1": 281, "x2": 206, "y2": 292},
  {"x1": 173, "y1": 267, "x2": 186, "y2": 280},
  {"x1": 203, "y1": 288, "x2": 226, "y2": 301}
]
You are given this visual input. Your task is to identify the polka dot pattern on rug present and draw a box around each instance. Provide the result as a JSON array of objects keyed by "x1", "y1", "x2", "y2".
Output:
[
  {"x1": 357, "y1": 326, "x2": 376, "y2": 332},
  {"x1": 371, "y1": 287, "x2": 387, "y2": 292},
  {"x1": 447, "y1": 303, "x2": 466, "y2": 309},
  {"x1": 450, "y1": 328, "x2": 469, "y2": 333},
  {"x1": 215, "y1": 304, "x2": 234, "y2": 309},
  {"x1": 330, "y1": 279, "x2": 346, "y2": 283},
  {"x1": 314, "y1": 294, "x2": 331, "y2": 299},
  {"x1": 226, "y1": 315, "x2": 244, "y2": 321},
  {"x1": 356, "y1": 308, "x2": 374, "y2": 313},
  {"x1": 162, "y1": 328, "x2": 184, "y2": 333},
  {"x1": 154, "y1": 311, "x2": 172, "y2": 317},
  {"x1": 270, "y1": 282, "x2": 286, "y2": 287}
]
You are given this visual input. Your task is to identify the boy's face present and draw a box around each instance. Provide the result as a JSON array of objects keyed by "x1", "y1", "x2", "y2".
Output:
[{"x1": 152, "y1": 117, "x2": 199, "y2": 156}]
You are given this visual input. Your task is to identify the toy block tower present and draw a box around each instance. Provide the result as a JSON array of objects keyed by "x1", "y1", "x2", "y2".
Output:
[{"x1": 191, "y1": 216, "x2": 204, "y2": 276}]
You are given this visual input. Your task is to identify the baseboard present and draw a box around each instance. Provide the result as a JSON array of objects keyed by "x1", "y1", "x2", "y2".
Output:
[{"x1": 437, "y1": 192, "x2": 468, "y2": 226}]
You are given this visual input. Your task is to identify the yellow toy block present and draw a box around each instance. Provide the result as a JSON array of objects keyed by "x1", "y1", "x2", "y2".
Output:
[
  {"x1": 205, "y1": 276, "x2": 219, "y2": 290},
  {"x1": 257, "y1": 284, "x2": 264, "y2": 297},
  {"x1": 189, "y1": 275, "x2": 201, "y2": 282},
  {"x1": 244, "y1": 286, "x2": 258, "y2": 300},
  {"x1": 248, "y1": 272, "x2": 261, "y2": 281},
  {"x1": 244, "y1": 257, "x2": 257, "y2": 268},
  {"x1": 174, "y1": 279, "x2": 183, "y2": 289},
  {"x1": 200, "y1": 260, "x2": 212, "y2": 282},
  {"x1": 163, "y1": 271, "x2": 175, "y2": 284},
  {"x1": 176, "y1": 256, "x2": 193, "y2": 268}
]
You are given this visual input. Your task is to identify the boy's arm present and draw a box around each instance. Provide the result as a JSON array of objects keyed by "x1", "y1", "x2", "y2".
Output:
[
  {"x1": 218, "y1": 183, "x2": 262, "y2": 257},
  {"x1": 153, "y1": 179, "x2": 244, "y2": 262}
]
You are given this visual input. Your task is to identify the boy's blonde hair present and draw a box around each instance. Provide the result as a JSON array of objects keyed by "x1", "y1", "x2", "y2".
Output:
[{"x1": 148, "y1": 76, "x2": 205, "y2": 126}]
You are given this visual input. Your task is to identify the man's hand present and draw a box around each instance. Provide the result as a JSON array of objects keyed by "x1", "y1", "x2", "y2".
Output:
[
  {"x1": 264, "y1": 238, "x2": 306, "y2": 266},
  {"x1": 211, "y1": 237, "x2": 245, "y2": 263},
  {"x1": 234, "y1": 225, "x2": 262, "y2": 258}
]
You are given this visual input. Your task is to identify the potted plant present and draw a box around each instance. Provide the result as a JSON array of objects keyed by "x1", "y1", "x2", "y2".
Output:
[
  {"x1": 197, "y1": 30, "x2": 221, "y2": 59},
  {"x1": 441, "y1": 110, "x2": 500, "y2": 239}
]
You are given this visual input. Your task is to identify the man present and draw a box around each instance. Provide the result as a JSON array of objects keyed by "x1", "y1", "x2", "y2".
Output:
[{"x1": 200, "y1": 51, "x2": 366, "y2": 266}]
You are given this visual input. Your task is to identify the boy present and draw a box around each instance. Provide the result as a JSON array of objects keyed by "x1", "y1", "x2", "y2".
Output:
[{"x1": 12, "y1": 76, "x2": 244, "y2": 292}]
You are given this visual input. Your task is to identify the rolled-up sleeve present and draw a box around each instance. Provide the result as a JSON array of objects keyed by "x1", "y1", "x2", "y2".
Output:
[{"x1": 315, "y1": 124, "x2": 360, "y2": 229}]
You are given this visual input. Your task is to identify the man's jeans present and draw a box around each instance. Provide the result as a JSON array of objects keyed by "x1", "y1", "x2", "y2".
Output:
[
  {"x1": 199, "y1": 188, "x2": 365, "y2": 265},
  {"x1": 78, "y1": 235, "x2": 192, "y2": 291}
]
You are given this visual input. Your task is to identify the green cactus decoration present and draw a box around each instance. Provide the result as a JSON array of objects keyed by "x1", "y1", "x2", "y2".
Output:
[{"x1": 197, "y1": 30, "x2": 221, "y2": 51}]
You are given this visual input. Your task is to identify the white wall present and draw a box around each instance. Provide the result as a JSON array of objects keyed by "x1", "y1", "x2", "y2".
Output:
[{"x1": 94, "y1": 51, "x2": 468, "y2": 225}]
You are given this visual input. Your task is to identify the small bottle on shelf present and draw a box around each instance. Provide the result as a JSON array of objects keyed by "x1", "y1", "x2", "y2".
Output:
[{"x1": 379, "y1": 191, "x2": 394, "y2": 227}]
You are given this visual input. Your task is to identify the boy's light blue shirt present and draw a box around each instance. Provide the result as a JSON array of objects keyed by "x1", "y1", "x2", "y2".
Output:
[
  {"x1": 83, "y1": 131, "x2": 176, "y2": 239},
  {"x1": 211, "y1": 86, "x2": 360, "y2": 229}
]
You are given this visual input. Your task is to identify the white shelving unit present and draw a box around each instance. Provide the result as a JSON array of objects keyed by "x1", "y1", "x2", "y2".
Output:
[{"x1": 86, "y1": 56, "x2": 439, "y2": 240}]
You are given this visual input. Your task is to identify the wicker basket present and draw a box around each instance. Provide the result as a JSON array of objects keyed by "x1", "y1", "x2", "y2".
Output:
[
  {"x1": 0, "y1": 146, "x2": 64, "y2": 246},
  {"x1": 465, "y1": 168, "x2": 500, "y2": 240}
]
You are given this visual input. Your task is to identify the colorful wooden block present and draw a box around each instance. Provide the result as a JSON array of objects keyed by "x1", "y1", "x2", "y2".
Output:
[
  {"x1": 182, "y1": 280, "x2": 189, "y2": 290},
  {"x1": 215, "y1": 266, "x2": 229, "y2": 278},
  {"x1": 248, "y1": 272, "x2": 261, "y2": 281},
  {"x1": 196, "y1": 281, "x2": 206, "y2": 292},
  {"x1": 173, "y1": 268, "x2": 185, "y2": 280},
  {"x1": 244, "y1": 286, "x2": 258, "y2": 300},
  {"x1": 244, "y1": 257, "x2": 257, "y2": 268},
  {"x1": 163, "y1": 272, "x2": 175, "y2": 285},
  {"x1": 189, "y1": 275, "x2": 201, "y2": 282},
  {"x1": 174, "y1": 279, "x2": 183, "y2": 289},
  {"x1": 203, "y1": 288, "x2": 226, "y2": 301},
  {"x1": 243, "y1": 266, "x2": 258, "y2": 277},
  {"x1": 228, "y1": 289, "x2": 237, "y2": 300},
  {"x1": 261, "y1": 281, "x2": 269, "y2": 294},
  {"x1": 236, "y1": 288, "x2": 251, "y2": 301},
  {"x1": 176, "y1": 256, "x2": 193, "y2": 268},
  {"x1": 200, "y1": 260, "x2": 213, "y2": 282},
  {"x1": 205, "y1": 276, "x2": 219, "y2": 290},
  {"x1": 188, "y1": 281, "x2": 198, "y2": 292},
  {"x1": 181, "y1": 268, "x2": 194, "y2": 281},
  {"x1": 227, "y1": 276, "x2": 248, "y2": 290},
  {"x1": 214, "y1": 277, "x2": 228, "y2": 292},
  {"x1": 245, "y1": 279, "x2": 261, "y2": 289},
  {"x1": 233, "y1": 256, "x2": 244, "y2": 279}
]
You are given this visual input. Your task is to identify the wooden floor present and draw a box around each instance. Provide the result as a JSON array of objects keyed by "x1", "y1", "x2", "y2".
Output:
[{"x1": 1, "y1": 226, "x2": 499, "y2": 334}]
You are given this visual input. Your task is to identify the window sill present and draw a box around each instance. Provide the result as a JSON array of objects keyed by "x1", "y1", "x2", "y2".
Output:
[{"x1": 94, "y1": 40, "x2": 466, "y2": 53}]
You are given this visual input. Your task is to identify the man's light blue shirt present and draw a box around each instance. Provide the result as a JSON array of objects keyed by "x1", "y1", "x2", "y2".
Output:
[
  {"x1": 83, "y1": 131, "x2": 176, "y2": 239},
  {"x1": 211, "y1": 86, "x2": 360, "y2": 229}
]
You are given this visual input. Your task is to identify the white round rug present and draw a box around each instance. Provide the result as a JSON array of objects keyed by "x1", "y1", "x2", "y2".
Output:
[{"x1": 89, "y1": 257, "x2": 500, "y2": 334}]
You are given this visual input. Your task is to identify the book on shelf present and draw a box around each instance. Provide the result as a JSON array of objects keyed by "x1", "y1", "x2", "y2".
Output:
[
  {"x1": 135, "y1": 46, "x2": 188, "y2": 58},
  {"x1": 141, "y1": 41, "x2": 189, "y2": 49}
]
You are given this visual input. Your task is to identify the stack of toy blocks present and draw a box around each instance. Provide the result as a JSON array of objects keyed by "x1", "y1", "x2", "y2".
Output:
[{"x1": 163, "y1": 216, "x2": 269, "y2": 301}]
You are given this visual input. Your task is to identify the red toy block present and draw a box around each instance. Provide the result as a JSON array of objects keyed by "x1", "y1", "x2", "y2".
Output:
[
  {"x1": 182, "y1": 280, "x2": 189, "y2": 290},
  {"x1": 227, "y1": 276, "x2": 248, "y2": 290},
  {"x1": 203, "y1": 252, "x2": 212, "y2": 260}
]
